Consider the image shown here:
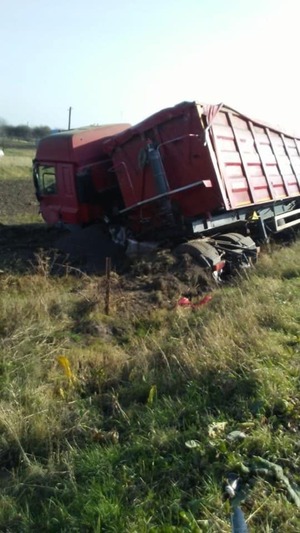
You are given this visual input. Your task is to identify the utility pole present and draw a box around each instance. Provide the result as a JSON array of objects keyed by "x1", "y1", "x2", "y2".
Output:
[{"x1": 68, "y1": 107, "x2": 72, "y2": 130}]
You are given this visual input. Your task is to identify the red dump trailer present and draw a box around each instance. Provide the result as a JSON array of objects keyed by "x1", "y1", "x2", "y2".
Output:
[
  {"x1": 102, "y1": 101, "x2": 300, "y2": 236},
  {"x1": 33, "y1": 102, "x2": 300, "y2": 274}
]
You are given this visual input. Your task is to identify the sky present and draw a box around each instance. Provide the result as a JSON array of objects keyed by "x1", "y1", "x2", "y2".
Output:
[{"x1": 1, "y1": 0, "x2": 300, "y2": 133}]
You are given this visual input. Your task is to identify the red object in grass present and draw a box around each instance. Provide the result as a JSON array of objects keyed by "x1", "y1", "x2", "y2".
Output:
[
  {"x1": 193, "y1": 295, "x2": 213, "y2": 307},
  {"x1": 177, "y1": 297, "x2": 192, "y2": 307},
  {"x1": 177, "y1": 295, "x2": 212, "y2": 308}
]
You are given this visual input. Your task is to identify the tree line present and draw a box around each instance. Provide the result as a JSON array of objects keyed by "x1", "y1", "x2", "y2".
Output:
[{"x1": 0, "y1": 118, "x2": 51, "y2": 141}]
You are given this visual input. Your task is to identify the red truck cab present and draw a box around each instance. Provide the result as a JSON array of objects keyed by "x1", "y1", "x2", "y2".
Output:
[{"x1": 33, "y1": 124, "x2": 130, "y2": 225}]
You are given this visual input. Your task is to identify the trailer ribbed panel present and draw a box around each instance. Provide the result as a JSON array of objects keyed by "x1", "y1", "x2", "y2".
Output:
[{"x1": 210, "y1": 107, "x2": 300, "y2": 208}]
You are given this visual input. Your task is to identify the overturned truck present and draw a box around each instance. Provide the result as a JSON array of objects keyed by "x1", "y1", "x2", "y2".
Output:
[{"x1": 33, "y1": 101, "x2": 300, "y2": 275}]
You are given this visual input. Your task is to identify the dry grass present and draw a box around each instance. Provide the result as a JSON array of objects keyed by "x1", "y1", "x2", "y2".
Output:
[{"x1": 0, "y1": 150, "x2": 34, "y2": 181}]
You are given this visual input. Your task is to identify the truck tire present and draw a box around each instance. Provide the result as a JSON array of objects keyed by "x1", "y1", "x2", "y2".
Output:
[{"x1": 174, "y1": 239, "x2": 223, "y2": 268}]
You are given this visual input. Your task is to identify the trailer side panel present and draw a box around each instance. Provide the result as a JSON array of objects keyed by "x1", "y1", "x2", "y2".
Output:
[{"x1": 208, "y1": 106, "x2": 300, "y2": 209}]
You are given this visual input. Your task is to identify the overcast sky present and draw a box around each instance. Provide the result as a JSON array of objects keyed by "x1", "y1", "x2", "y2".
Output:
[{"x1": 1, "y1": 0, "x2": 300, "y2": 133}]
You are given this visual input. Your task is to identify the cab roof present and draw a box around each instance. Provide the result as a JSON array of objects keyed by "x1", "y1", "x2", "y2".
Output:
[{"x1": 34, "y1": 124, "x2": 131, "y2": 165}]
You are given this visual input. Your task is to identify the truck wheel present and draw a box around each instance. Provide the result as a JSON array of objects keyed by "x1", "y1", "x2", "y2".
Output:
[{"x1": 174, "y1": 239, "x2": 223, "y2": 269}]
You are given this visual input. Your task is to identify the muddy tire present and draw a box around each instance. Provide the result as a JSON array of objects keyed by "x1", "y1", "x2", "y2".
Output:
[{"x1": 174, "y1": 239, "x2": 222, "y2": 268}]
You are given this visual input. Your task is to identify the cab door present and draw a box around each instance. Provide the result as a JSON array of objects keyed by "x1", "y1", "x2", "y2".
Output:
[
  {"x1": 58, "y1": 164, "x2": 80, "y2": 224},
  {"x1": 35, "y1": 163, "x2": 60, "y2": 224}
]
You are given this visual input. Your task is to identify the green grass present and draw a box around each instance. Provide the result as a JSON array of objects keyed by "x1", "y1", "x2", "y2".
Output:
[
  {"x1": 0, "y1": 142, "x2": 35, "y2": 181},
  {"x1": 0, "y1": 140, "x2": 40, "y2": 224},
  {"x1": 1, "y1": 143, "x2": 300, "y2": 531},
  {"x1": 0, "y1": 242, "x2": 299, "y2": 531}
]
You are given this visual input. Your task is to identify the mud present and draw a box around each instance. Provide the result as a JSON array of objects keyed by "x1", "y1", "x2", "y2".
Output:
[
  {"x1": 0, "y1": 224, "x2": 63, "y2": 272},
  {"x1": 0, "y1": 223, "x2": 213, "y2": 307},
  {"x1": 0, "y1": 179, "x2": 38, "y2": 222}
]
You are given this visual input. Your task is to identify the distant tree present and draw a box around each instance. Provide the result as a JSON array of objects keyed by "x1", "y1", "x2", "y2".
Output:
[
  {"x1": 14, "y1": 125, "x2": 32, "y2": 140},
  {"x1": 3, "y1": 124, "x2": 14, "y2": 138},
  {"x1": 0, "y1": 121, "x2": 52, "y2": 141},
  {"x1": 32, "y1": 125, "x2": 51, "y2": 139}
]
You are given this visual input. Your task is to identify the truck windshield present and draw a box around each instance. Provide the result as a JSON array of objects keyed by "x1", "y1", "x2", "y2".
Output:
[{"x1": 35, "y1": 165, "x2": 57, "y2": 195}]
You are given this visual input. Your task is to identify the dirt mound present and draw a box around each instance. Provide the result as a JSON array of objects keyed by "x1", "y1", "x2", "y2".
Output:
[
  {"x1": 0, "y1": 223, "x2": 214, "y2": 310},
  {"x1": 119, "y1": 250, "x2": 214, "y2": 307}
]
